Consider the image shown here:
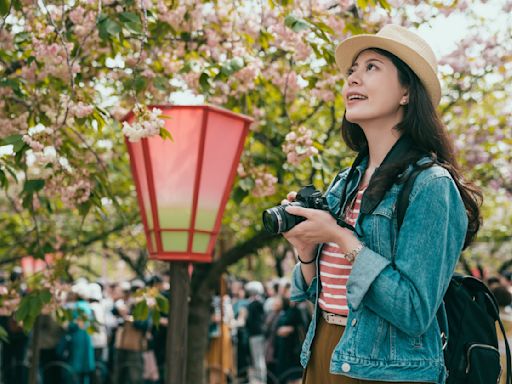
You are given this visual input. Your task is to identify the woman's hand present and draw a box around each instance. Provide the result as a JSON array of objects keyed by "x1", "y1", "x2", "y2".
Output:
[
  {"x1": 285, "y1": 204, "x2": 361, "y2": 254},
  {"x1": 280, "y1": 192, "x2": 318, "y2": 262}
]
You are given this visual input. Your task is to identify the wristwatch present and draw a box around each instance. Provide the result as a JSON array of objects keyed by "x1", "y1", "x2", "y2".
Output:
[{"x1": 344, "y1": 243, "x2": 364, "y2": 263}]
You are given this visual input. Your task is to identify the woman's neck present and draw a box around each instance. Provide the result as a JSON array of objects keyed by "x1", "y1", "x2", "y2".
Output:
[{"x1": 360, "y1": 121, "x2": 402, "y2": 170}]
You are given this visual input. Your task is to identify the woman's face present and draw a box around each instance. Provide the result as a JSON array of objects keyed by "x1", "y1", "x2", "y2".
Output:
[{"x1": 342, "y1": 49, "x2": 408, "y2": 125}]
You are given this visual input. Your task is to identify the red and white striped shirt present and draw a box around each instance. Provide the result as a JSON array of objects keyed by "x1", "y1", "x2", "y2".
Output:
[{"x1": 318, "y1": 186, "x2": 366, "y2": 316}]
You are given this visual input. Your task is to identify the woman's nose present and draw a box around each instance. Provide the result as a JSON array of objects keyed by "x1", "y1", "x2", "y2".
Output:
[{"x1": 347, "y1": 71, "x2": 361, "y2": 86}]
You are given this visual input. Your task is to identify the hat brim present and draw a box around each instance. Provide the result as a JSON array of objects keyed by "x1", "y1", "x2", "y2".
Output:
[{"x1": 335, "y1": 34, "x2": 441, "y2": 106}]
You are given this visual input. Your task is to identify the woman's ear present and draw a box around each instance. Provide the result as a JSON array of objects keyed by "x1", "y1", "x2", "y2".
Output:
[{"x1": 400, "y1": 89, "x2": 410, "y2": 106}]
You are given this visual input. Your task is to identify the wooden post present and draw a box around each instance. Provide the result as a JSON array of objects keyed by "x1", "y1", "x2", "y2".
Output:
[{"x1": 166, "y1": 262, "x2": 190, "y2": 384}]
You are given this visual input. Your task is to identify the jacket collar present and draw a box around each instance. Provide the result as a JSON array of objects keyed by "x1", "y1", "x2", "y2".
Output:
[{"x1": 338, "y1": 135, "x2": 416, "y2": 231}]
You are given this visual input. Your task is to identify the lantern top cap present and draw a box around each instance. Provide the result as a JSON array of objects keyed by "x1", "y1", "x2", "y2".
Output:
[{"x1": 119, "y1": 104, "x2": 254, "y2": 124}]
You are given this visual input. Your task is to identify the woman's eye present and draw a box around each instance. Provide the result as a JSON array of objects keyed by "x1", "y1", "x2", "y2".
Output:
[
  {"x1": 347, "y1": 68, "x2": 354, "y2": 76},
  {"x1": 367, "y1": 63, "x2": 377, "y2": 71}
]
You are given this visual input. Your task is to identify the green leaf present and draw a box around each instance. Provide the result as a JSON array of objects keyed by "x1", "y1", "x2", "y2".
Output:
[
  {"x1": 97, "y1": 15, "x2": 121, "y2": 40},
  {"x1": 232, "y1": 186, "x2": 248, "y2": 204},
  {"x1": 23, "y1": 179, "x2": 45, "y2": 193},
  {"x1": 1, "y1": 134, "x2": 22, "y2": 146},
  {"x1": 22, "y1": 315, "x2": 35, "y2": 332},
  {"x1": 153, "y1": 76, "x2": 168, "y2": 91},
  {"x1": 118, "y1": 12, "x2": 143, "y2": 34},
  {"x1": 159, "y1": 128, "x2": 173, "y2": 141},
  {"x1": 133, "y1": 76, "x2": 146, "y2": 92},
  {"x1": 259, "y1": 31, "x2": 273, "y2": 50},
  {"x1": 0, "y1": 0, "x2": 9, "y2": 16},
  {"x1": 118, "y1": 12, "x2": 140, "y2": 24},
  {"x1": 0, "y1": 169, "x2": 6, "y2": 188},
  {"x1": 199, "y1": 72, "x2": 211, "y2": 91},
  {"x1": 78, "y1": 200, "x2": 92, "y2": 216},
  {"x1": 15, "y1": 296, "x2": 30, "y2": 322},
  {"x1": 284, "y1": 15, "x2": 310, "y2": 33},
  {"x1": 230, "y1": 57, "x2": 245, "y2": 71},
  {"x1": 239, "y1": 178, "x2": 254, "y2": 191},
  {"x1": 356, "y1": 0, "x2": 367, "y2": 9},
  {"x1": 39, "y1": 289, "x2": 52, "y2": 304},
  {"x1": 1, "y1": 134, "x2": 26, "y2": 152},
  {"x1": 377, "y1": 0, "x2": 391, "y2": 9},
  {"x1": 14, "y1": 32, "x2": 30, "y2": 44},
  {"x1": 0, "y1": 78, "x2": 22, "y2": 97}
]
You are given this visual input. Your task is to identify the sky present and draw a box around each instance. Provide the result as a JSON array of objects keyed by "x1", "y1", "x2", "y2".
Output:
[{"x1": 416, "y1": 1, "x2": 510, "y2": 57}]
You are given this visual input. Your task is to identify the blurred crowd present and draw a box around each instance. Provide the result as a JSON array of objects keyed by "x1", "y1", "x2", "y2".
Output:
[
  {"x1": 0, "y1": 266, "x2": 510, "y2": 384},
  {"x1": 0, "y1": 268, "x2": 169, "y2": 384},
  {"x1": 206, "y1": 278, "x2": 312, "y2": 384},
  {"x1": 0, "y1": 266, "x2": 311, "y2": 384}
]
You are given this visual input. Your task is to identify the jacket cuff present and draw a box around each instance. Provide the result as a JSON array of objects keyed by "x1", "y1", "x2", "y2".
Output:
[
  {"x1": 290, "y1": 262, "x2": 317, "y2": 302},
  {"x1": 346, "y1": 246, "x2": 390, "y2": 310}
]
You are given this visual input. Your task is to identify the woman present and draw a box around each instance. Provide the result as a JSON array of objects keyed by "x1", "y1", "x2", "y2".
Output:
[{"x1": 284, "y1": 24, "x2": 481, "y2": 383}]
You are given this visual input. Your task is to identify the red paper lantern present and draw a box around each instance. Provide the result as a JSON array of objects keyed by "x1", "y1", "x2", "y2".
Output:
[{"x1": 124, "y1": 105, "x2": 252, "y2": 263}]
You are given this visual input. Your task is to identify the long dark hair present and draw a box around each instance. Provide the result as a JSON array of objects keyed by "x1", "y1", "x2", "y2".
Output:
[{"x1": 341, "y1": 48, "x2": 482, "y2": 249}]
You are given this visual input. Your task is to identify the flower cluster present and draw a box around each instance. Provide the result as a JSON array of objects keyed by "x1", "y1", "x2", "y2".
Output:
[
  {"x1": 22, "y1": 123, "x2": 53, "y2": 152},
  {"x1": 122, "y1": 105, "x2": 165, "y2": 142},
  {"x1": 282, "y1": 126, "x2": 318, "y2": 166},
  {"x1": 69, "y1": 101, "x2": 94, "y2": 119},
  {"x1": 252, "y1": 169, "x2": 278, "y2": 198},
  {"x1": 46, "y1": 172, "x2": 93, "y2": 208}
]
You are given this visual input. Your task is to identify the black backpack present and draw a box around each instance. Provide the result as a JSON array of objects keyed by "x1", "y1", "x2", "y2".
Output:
[{"x1": 396, "y1": 163, "x2": 512, "y2": 384}]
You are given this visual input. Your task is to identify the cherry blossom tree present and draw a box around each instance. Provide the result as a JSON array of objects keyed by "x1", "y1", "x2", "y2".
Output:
[{"x1": 0, "y1": 0, "x2": 511, "y2": 382}]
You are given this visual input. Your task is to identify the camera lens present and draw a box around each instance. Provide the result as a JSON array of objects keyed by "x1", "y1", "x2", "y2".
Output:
[
  {"x1": 262, "y1": 202, "x2": 305, "y2": 234},
  {"x1": 262, "y1": 207, "x2": 282, "y2": 234}
]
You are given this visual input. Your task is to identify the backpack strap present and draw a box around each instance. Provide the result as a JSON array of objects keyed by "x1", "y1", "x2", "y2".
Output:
[
  {"x1": 396, "y1": 157, "x2": 436, "y2": 232},
  {"x1": 393, "y1": 157, "x2": 435, "y2": 268}
]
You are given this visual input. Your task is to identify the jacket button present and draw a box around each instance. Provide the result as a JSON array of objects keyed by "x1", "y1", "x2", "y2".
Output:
[
  {"x1": 351, "y1": 318, "x2": 357, "y2": 327},
  {"x1": 341, "y1": 363, "x2": 351, "y2": 372}
]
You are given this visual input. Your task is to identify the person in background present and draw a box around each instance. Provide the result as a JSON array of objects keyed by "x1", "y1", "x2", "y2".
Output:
[
  {"x1": 38, "y1": 309, "x2": 64, "y2": 384},
  {"x1": 147, "y1": 275, "x2": 167, "y2": 384},
  {"x1": 206, "y1": 291, "x2": 234, "y2": 384},
  {"x1": 57, "y1": 281, "x2": 96, "y2": 384},
  {"x1": 87, "y1": 282, "x2": 108, "y2": 384},
  {"x1": 263, "y1": 295, "x2": 283, "y2": 381},
  {"x1": 230, "y1": 279, "x2": 250, "y2": 383},
  {"x1": 244, "y1": 281, "x2": 266, "y2": 384},
  {"x1": 274, "y1": 286, "x2": 304, "y2": 384},
  {"x1": 112, "y1": 279, "x2": 150, "y2": 384},
  {"x1": 0, "y1": 268, "x2": 29, "y2": 384}
]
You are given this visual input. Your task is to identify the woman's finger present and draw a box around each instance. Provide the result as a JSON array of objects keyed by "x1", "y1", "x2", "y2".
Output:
[{"x1": 287, "y1": 191, "x2": 297, "y2": 201}]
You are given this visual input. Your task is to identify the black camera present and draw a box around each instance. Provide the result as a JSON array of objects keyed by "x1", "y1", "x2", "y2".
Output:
[{"x1": 262, "y1": 185, "x2": 331, "y2": 234}]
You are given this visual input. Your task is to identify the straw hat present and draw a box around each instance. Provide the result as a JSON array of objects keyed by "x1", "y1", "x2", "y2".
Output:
[{"x1": 335, "y1": 24, "x2": 441, "y2": 106}]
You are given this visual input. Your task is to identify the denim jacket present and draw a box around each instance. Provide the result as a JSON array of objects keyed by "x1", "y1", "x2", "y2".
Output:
[{"x1": 290, "y1": 157, "x2": 468, "y2": 383}]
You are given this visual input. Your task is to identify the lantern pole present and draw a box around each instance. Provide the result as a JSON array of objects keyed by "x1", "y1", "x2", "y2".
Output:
[{"x1": 166, "y1": 261, "x2": 190, "y2": 384}]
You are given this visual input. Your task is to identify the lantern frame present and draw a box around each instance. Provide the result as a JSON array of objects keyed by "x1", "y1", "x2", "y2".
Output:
[{"x1": 124, "y1": 104, "x2": 252, "y2": 263}]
